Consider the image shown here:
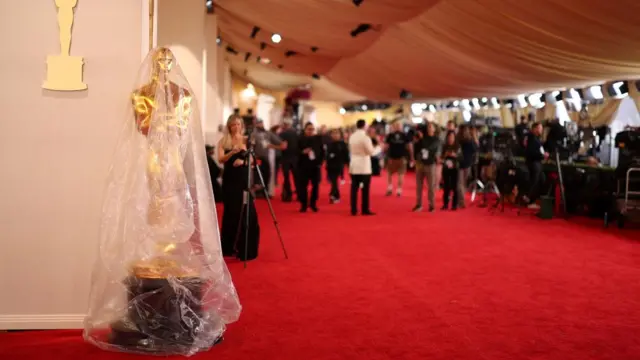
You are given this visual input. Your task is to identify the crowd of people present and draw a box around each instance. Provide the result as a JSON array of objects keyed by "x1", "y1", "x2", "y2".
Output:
[
  {"x1": 209, "y1": 106, "x2": 588, "y2": 261},
  {"x1": 208, "y1": 109, "x2": 547, "y2": 261}
]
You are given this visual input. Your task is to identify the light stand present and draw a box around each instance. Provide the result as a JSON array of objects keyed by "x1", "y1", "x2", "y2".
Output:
[
  {"x1": 553, "y1": 148, "x2": 568, "y2": 217},
  {"x1": 235, "y1": 138, "x2": 289, "y2": 268}
]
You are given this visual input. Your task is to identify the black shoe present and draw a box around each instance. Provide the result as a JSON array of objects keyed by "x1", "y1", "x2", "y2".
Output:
[
  {"x1": 441, "y1": 205, "x2": 448, "y2": 211},
  {"x1": 428, "y1": 206, "x2": 435, "y2": 212},
  {"x1": 351, "y1": 211, "x2": 358, "y2": 216},
  {"x1": 310, "y1": 206, "x2": 318, "y2": 212},
  {"x1": 300, "y1": 207, "x2": 307, "y2": 213},
  {"x1": 362, "y1": 211, "x2": 376, "y2": 216},
  {"x1": 451, "y1": 206, "x2": 457, "y2": 211}
]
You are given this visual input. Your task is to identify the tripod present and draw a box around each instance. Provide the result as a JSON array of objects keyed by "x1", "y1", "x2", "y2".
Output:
[
  {"x1": 552, "y1": 149, "x2": 568, "y2": 217},
  {"x1": 235, "y1": 143, "x2": 289, "y2": 268}
]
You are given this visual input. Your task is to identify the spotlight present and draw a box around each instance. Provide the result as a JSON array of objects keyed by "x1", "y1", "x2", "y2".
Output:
[
  {"x1": 350, "y1": 24, "x2": 372, "y2": 37},
  {"x1": 362, "y1": 104, "x2": 368, "y2": 111},
  {"x1": 244, "y1": 52, "x2": 251, "y2": 62},
  {"x1": 452, "y1": 100, "x2": 460, "y2": 107},
  {"x1": 339, "y1": 107, "x2": 346, "y2": 115},
  {"x1": 588, "y1": 85, "x2": 604, "y2": 100},
  {"x1": 260, "y1": 58, "x2": 271, "y2": 64},
  {"x1": 271, "y1": 33, "x2": 282, "y2": 43},
  {"x1": 260, "y1": 42, "x2": 267, "y2": 50},
  {"x1": 552, "y1": 90, "x2": 563, "y2": 101},
  {"x1": 516, "y1": 94, "x2": 527, "y2": 107},
  {"x1": 471, "y1": 98, "x2": 480, "y2": 109},
  {"x1": 311, "y1": 46, "x2": 318, "y2": 52},
  {"x1": 428, "y1": 104, "x2": 436, "y2": 112},
  {"x1": 216, "y1": 37, "x2": 221, "y2": 45},
  {"x1": 205, "y1": 0, "x2": 214, "y2": 13},
  {"x1": 527, "y1": 93, "x2": 545, "y2": 108},
  {"x1": 490, "y1": 97, "x2": 499, "y2": 108},
  {"x1": 312, "y1": 73, "x2": 320, "y2": 80},
  {"x1": 399, "y1": 89, "x2": 412, "y2": 99},
  {"x1": 353, "y1": 0, "x2": 364, "y2": 6},
  {"x1": 250, "y1": 26, "x2": 260, "y2": 39},
  {"x1": 609, "y1": 81, "x2": 628, "y2": 98},
  {"x1": 285, "y1": 50, "x2": 297, "y2": 57}
]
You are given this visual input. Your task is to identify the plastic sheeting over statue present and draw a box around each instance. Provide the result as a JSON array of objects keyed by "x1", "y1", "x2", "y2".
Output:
[{"x1": 84, "y1": 47, "x2": 241, "y2": 356}]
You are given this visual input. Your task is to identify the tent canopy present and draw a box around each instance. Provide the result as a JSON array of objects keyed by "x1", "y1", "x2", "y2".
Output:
[{"x1": 217, "y1": 0, "x2": 640, "y2": 101}]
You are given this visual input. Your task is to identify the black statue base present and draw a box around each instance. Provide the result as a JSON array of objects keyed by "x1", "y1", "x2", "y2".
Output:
[{"x1": 107, "y1": 276, "x2": 223, "y2": 355}]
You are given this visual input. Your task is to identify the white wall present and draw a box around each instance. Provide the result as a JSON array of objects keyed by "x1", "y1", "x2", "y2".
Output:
[{"x1": 0, "y1": 0, "x2": 143, "y2": 329}]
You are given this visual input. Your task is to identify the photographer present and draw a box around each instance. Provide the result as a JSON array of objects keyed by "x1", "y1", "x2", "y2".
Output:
[{"x1": 523, "y1": 122, "x2": 549, "y2": 209}]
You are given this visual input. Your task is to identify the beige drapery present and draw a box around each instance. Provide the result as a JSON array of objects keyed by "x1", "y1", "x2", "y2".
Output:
[{"x1": 217, "y1": 0, "x2": 640, "y2": 101}]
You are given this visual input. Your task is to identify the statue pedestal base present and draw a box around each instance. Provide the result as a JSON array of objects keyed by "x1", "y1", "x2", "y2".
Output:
[
  {"x1": 43, "y1": 55, "x2": 87, "y2": 91},
  {"x1": 108, "y1": 276, "x2": 222, "y2": 355}
]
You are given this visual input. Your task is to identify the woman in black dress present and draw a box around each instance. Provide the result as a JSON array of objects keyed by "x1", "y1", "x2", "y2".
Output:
[{"x1": 217, "y1": 115, "x2": 260, "y2": 261}]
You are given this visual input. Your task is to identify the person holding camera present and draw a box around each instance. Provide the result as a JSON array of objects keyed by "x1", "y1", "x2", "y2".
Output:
[
  {"x1": 523, "y1": 122, "x2": 549, "y2": 210},
  {"x1": 412, "y1": 122, "x2": 441, "y2": 212}
]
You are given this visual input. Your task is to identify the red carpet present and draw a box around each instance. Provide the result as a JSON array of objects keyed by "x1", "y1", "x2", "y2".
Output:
[{"x1": 2, "y1": 173, "x2": 640, "y2": 360}]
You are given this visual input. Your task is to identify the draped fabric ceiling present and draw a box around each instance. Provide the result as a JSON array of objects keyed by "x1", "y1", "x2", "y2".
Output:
[{"x1": 217, "y1": 0, "x2": 640, "y2": 102}]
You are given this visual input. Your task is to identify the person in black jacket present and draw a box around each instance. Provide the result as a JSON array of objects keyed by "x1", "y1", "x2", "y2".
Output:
[
  {"x1": 523, "y1": 122, "x2": 548, "y2": 209},
  {"x1": 441, "y1": 131, "x2": 460, "y2": 210},
  {"x1": 297, "y1": 122, "x2": 325, "y2": 212},
  {"x1": 413, "y1": 122, "x2": 441, "y2": 212},
  {"x1": 326, "y1": 129, "x2": 349, "y2": 203}
]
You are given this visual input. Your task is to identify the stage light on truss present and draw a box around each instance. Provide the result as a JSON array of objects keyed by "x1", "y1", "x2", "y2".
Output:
[
  {"x1": 362, "y1": 104, "x2": 368, "y2": 111},
  {"x1": 452, "y1": 100, "x2": 460, "y2": 107},
  {"x1": 461, "y1": 99, "x2": 471, "y2": 110},
  {"x1": 471, "y1": 98, "x2": 480, "y2": 109},
  {"x1": 339, "y1": 108, "x2": 346, "y2": 115},
  {"x1": 428, "y1": 104, "x2": 436, "y2": 112},
  {"x1": 611, "y1": 81, "x2": 628, "y2": 98},
  {"x1": 205, "y1": 0, "x2": 214, "y2": 13},
  {"x1": 588, "y1": 85, "x2": 604, "y2": 100},
  {"x1": 490, "y1": 97, "x2": 499, "y2": 108},
  {"x1": 271, "y1": 33, "x2": 282, "y2": 43},
  {"x1": 516, "y1": 94, "x2": 527, "y2": 108},
  {"x1": 410, "y1": 103, "x2": 423, "y2": 116}
]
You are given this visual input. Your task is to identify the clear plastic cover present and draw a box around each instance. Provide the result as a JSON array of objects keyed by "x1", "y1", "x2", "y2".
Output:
[{"x1": 83, "y1": 47, "x2": 241, "y2": 357}]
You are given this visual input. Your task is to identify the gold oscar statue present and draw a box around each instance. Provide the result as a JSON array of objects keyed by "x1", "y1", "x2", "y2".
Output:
[
  {"x1": 43, "y1": 0, "x2": 87, "y2": 91},
  {"x1": 128, "y1": 47, "x2": 195, "y2": 280},
  {"x1": 107, "y1": 47, "x2": 209, "y2": 353}
]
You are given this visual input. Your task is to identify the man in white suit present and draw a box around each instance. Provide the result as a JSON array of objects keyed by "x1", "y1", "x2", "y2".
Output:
[{"x1": 348, "y1": 119, "x2": 377, "y2": 216}]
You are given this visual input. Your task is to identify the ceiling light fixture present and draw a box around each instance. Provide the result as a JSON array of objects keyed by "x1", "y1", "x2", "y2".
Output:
[
  {"x1": 250, "y1": 26, "x2": 260, "y2": 39},
  {"x1": 205, "y1": 0, "x2": 214, "y2": 13},
  {"x1": 339, "y1": 108, "x2": 346, "y2": 115},
  {"x1": 353, "y1": 0, "x2": 364, "y2": 6},
  {"x1": 260, "y1": 42, "x2": 267, "y2": 50},
  {"x1": 312, "y1": 73, "x2": 320, "y2": 80},
  {"x1": 271, "y1": 33, "x2": 282, "y2": 43},
  {"x1": 285, "y1": 50, "x2": 297, "y2": 57}
]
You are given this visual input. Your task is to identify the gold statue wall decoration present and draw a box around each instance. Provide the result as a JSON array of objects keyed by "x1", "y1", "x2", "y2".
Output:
[{"x1": 43, "y1": 0, "x2": 87, "y2": 91}]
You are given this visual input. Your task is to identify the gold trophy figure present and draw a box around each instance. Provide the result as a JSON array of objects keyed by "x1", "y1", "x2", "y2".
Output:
[
  {"x1": 43, "y1": 0, "x2": 87, "y2": 91},
  {"x1": 106, "y1": 48, "x2": 213, "y2": 354},
  {"x1": 129, "y1": 47, "x2": 196, "y2": 280}
]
